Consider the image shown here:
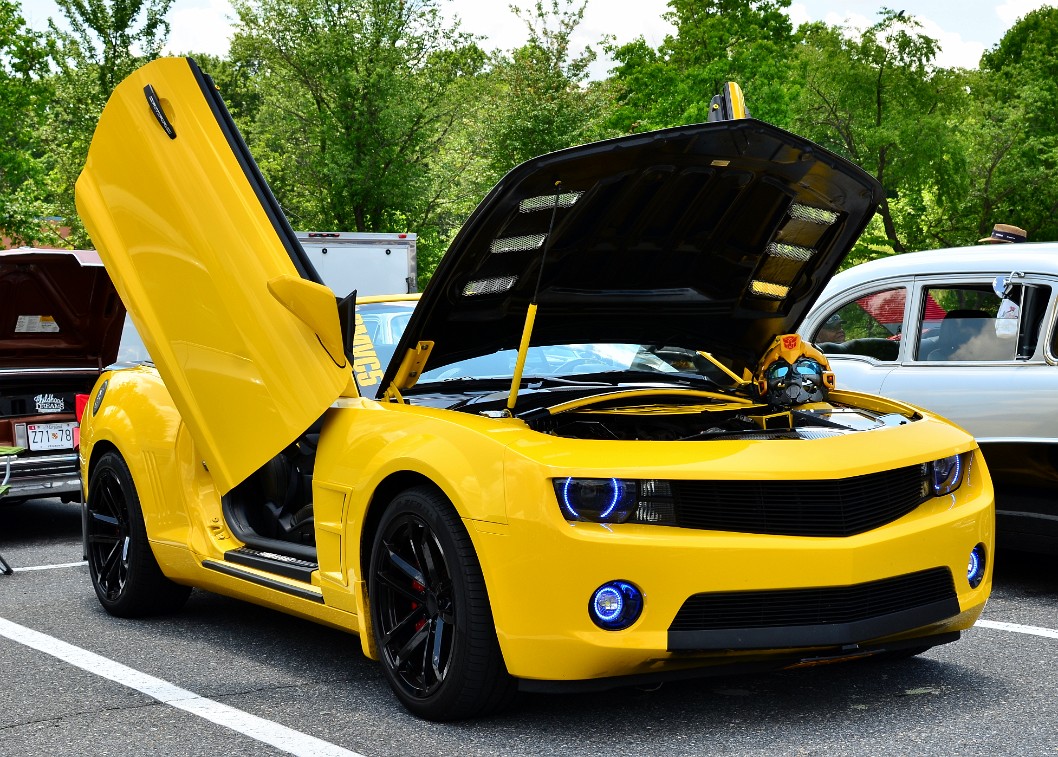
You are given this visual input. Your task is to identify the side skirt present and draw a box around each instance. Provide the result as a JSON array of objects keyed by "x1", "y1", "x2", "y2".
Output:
[{"x1": 202, "y1": 545, "x2": 321, "y2": 600}]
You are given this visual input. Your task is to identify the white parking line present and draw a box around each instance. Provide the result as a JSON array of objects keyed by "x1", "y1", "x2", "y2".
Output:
[
  {"x1": 14, "y1": 560, "x2": 87, "y2": 572},
  {"x1": 977, "y1": 619, "x2": 1058, "y2": 639},
  {"x1": 0, "y1": 617, "x2": 365, "y2": 757}
]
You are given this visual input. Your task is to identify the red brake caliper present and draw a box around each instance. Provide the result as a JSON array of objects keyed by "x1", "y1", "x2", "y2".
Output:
[{"x1": 412, "y1": 580, "x2": 427, "y2": 631}]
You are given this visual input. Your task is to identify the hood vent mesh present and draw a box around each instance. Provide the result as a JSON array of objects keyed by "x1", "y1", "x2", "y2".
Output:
[
  {"x1": 749, "y1": 280, "x2": 789, "y2": 299},
  {"x1": 519, "y1": 191, "x2": 583, "y2": 213},
  {"x1": 490, "y1": 234, "x2": 546, "y2": 254},
  {"x1": 788, "y1": 203, "x2": 838, "y2": 225},
  {"x1": 766, "y1": 242, "x2": 815, "y2": 262},
  {"x1": 463, "y1": 275, "x2": 518, "y2": 297}
]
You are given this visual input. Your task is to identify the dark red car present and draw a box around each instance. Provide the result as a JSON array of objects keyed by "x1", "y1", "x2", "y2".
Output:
[{"x1": 0, "y1": 248, "x2": 124, "y2": 503}]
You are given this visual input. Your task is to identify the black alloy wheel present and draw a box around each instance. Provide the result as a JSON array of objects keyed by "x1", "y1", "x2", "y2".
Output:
[
  {"x1": 87, "y1": 460, "x2": 131, "y2": 603},
  {"x1": 375, "y1": 511, "x2": 455, "y2": 697},
  {"x1": 369, "y1": 486, "x2": 514, "y2": 720},
  {"x1": 86, "y1": 451, "x2": 190, "y2": 617}
]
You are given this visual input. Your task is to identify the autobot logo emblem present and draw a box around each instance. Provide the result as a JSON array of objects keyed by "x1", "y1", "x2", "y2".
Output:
[
  {"x1": 782, "y1": 335, "x2": 799, "y2": 350},
  {"x1": 34, "y1": 393, "x2": 65, "y2": 413}
]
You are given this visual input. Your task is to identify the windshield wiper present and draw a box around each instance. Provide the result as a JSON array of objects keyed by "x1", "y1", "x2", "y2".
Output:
[
  {"x1": 576, "y1": 369, "x2": 732, "y2": 392},
  {"x1": 526, "y1": 375, "x2": 613, "y2": 387}
]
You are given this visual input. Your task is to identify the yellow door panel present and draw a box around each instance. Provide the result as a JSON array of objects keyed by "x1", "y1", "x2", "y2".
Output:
[{"x1": 76, "y1": 57, "x2": 349, "y2": 493}]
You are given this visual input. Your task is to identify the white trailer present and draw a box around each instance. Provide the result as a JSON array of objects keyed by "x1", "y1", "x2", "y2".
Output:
[{"x1": 296, "y1": 231, "x2": 417, "y2": 298}]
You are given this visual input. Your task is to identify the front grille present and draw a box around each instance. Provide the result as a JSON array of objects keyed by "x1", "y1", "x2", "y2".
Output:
[
  {"x1": 670, "y1": 567, "x2": 956, "y2": 632},
  {"x1": 670, "y1": 464, "x2": 930, "y2": 537}
]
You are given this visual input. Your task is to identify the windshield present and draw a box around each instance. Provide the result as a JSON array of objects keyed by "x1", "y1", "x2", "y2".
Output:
[
  {"x1": 116, "y1": 315, "x2": 152, "y2": 364},
  {"x1": 419, "y1": 344, "x2": 726, "y2": 384},
  {"x1": 355, "y1": 300, "x2": 733, "y2": 398}
]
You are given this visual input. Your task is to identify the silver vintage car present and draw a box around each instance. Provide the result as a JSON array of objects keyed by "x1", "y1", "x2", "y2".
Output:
[{"x1": 801, "y1": 244, "x2": 1058, "y2": 553}]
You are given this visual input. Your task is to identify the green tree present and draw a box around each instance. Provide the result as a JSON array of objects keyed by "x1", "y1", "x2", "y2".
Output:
[
  {"x1": 961, "y1": 6, "x2": 1058, "y2": 243},
  {"x1": 40, "y1": 0, "x2": 173, "y2": 247},
  {"x1": 0, "y1": 0, "x2": 54, "y2": 245},
  {"x1": 608, "y1": 0, "x2": 795, "y2": 133},
  {"x1": 181, "y1": 52, "x2": 263, "y2": 133},
  {"x1": 482, "y1": 0, "x2": 615, "y2": 176},
  {"x1": 52, "y1": 0, "x2": 172, "y2": 93},
  {"x1": 790, "y1": 11, "x2": 968, "y2": 258},
  {"x1": 229, "y1": 0, "x2": 485, "y2": 246}
]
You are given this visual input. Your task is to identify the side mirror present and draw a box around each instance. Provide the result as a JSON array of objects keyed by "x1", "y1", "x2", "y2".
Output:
[
  {"x1": 337, "y1": 289, "x2": 358, "y2": 363},
  {"x1": 993, "y1": 270, "x2": 1024, "y2": 299}
]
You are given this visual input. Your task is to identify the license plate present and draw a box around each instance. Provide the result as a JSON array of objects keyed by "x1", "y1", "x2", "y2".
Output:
[{"x1": 27, "y1": 422, "x2": 78, "y2": 451}]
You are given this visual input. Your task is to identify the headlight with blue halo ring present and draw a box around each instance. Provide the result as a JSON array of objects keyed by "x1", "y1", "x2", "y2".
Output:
[{"x1": 554, "y1": 477, "x2": 637, "y2": 523}]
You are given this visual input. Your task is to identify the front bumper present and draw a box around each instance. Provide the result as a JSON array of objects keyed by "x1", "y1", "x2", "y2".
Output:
[
  {"x1": 477, "y1": 450, "x2": 994, "y2": 683},
  {"x1": 517, "y1": 631, "x2": 962, "y2": 693}
]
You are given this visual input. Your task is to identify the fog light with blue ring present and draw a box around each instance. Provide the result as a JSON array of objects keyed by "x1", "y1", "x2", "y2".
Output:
[
  {"x1": 589, "y1": 580, "x2": 643, "y2": 630},
  {"x1": 967, "y1": 544, "x2": 986, "y2": 588}
]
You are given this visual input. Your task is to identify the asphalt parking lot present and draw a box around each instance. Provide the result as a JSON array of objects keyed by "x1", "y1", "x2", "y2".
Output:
[{"x1": 2, "y1": 497, "x2": 1057, "y2": 757}]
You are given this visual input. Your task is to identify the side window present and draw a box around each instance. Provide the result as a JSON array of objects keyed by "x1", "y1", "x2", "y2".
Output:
[
  {"x1": 813, "y1": 287, "x2": 905, "y2": 362},
  {"x1": 913, "y1": 284, "x2": 1051, "y2": 362},
  {"x1": 1013, "y1": 283, "x2": 1050, "y2": 359}
]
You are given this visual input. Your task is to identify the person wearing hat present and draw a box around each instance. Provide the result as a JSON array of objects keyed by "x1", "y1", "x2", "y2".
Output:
[
  {"x1": 978, "y1": 223, "x2": 1027, "y2": 244},
  {"x1": 816, "y1": 313, "x2": 845, "y2": 344}
]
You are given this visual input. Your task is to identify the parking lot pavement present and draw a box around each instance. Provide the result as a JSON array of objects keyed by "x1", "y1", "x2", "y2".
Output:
[{"x1": 3, "y1": 497, "x2": 1058, "y2": 756}]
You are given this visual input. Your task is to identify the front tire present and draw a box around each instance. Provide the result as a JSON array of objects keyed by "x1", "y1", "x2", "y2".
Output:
[
  {"x1": 86, "y1": 451, "x2": 191, "y2": 617},
  {"x1": 368, "y1": 486, "x2": 515, "y2": 720}
]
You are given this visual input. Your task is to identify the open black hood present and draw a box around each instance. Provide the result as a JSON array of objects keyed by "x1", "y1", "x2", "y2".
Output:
[{"x1": 382, "y1": 119, "x2": 882, "y2": 388}]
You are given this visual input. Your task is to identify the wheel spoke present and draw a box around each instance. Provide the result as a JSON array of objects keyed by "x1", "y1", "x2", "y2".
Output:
[
  {"x1": 385, "y1": 545, "x2": 426, "y2": 586},
  {"x1": 88, "y1": 511, "x2": 119, "y2": 528},
  {"x1": 378, "y1": 565, "x2": 426, "y2": 604},
  {"x1": 379, "y1": 604, "x2": 427, "y2": 646},
  {"x1": 439, "y1": 601, "x2": 455, "y2": 625},
  {"x1": 394, "y1": 624, "x2": 430, "y2": 669},
  {"x1": 99, "y1": 482, "x2": 122, "y2": 521},
  {"x1": 415, "y1": 531, "x2": 442, "y2": 588},
  {"x1": 87, "y1": 533, "x2": 120, "y2": 547},
  {"x1": 430, "y1": 616, "x2": 447, "y2": 682},
  {"x1": 100, "y1": 540, "x2": 123, "y2": 593}
]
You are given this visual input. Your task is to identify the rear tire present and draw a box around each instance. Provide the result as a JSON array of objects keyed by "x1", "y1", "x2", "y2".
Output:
[
  {"x1": 368, "y1": 486, "x2": 515, "y2": 720},
  {"x1": 86, "y1": 451, "x2": 191, "y2": 617}
]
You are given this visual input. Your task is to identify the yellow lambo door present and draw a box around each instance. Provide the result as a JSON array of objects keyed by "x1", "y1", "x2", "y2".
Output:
[{"x1": 76, "y1": 57, "x2": 350, "y2": 493}]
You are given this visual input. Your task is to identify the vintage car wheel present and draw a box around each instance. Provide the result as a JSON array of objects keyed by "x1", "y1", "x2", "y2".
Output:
[
  {"x1": 369, "y1": 486, "x2": 515, "y2": 720},
  {"x1": 86, "y1": 451, "x2": 191, "y2": 617}
]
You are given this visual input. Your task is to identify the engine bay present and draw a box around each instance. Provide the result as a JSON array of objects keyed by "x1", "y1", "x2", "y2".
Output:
[{"x1": 528, "y1": 400, "x2": 914, "y2": 441}]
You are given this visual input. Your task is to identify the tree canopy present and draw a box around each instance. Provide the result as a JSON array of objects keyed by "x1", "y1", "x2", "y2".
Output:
[
  {"x1": 0, "y1": 0, "x2": 52, "y2": 245},
  {"x1": 5, "y1": 0, "x2": 1058, "y2": 277}
]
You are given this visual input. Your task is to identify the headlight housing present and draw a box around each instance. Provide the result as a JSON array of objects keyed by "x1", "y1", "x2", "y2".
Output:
[
  {"x1": 930, "y1": 452, "x2": 971, "y2": 496},
  {"x1": 554, "y1": 477, "x2": 637, "y2": 523}
]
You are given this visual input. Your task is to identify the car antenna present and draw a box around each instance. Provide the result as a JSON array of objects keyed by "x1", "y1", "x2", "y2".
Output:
[{"x1": 506, "y1": 180, "x2": 564, "y2": 415}]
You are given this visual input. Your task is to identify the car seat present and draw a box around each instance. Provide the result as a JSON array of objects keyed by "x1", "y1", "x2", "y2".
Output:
[{"x1": 926, "y1": 310, "x2": 992, "y2": 361}]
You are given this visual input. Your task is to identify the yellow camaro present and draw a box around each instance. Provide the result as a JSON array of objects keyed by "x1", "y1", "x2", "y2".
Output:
[{"x1": 75, "y1": 58, "x2": 993, "y2": 721}]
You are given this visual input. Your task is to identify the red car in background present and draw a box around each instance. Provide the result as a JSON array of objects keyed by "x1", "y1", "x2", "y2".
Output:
[{"x1": 0, "y1": 248, "x2": 124, "y2": 503}]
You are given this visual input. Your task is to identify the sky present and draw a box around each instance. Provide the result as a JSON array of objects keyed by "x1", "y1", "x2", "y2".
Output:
[{"x1": 18, "y1": 0, "x2": 1056, "y2": 77}]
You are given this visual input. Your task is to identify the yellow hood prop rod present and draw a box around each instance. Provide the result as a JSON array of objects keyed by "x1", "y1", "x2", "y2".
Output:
[{"x1": 507, "y1": 180, "x2": 564, "y2": 414}]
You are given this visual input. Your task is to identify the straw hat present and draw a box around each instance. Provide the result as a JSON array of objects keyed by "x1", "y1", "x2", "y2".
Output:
[{"x1": 978, "y1": 223, "x2": 1027, "y2": 244}]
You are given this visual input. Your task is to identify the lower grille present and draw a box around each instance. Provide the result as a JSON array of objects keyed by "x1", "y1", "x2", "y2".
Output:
[{"x1": 668, "y1": 567, "x2": 959, "y2": 651}]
